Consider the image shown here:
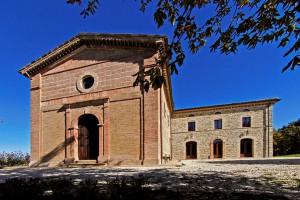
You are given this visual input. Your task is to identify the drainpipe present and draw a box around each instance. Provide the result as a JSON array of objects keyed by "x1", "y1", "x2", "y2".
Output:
[
  {"x1": 267, "y1": 102, "x2": 270, "y2": 157},
  {"x1": 142, "y1": 91, "x2": 145, "y2": 162},
  {"x1": 170, "y1": 110, "x2": 172, "y2": 160},
  {"x1": 160, "y1": 88, "x2": 163, "y2": 163},
  {"x1": 102, "y1": 104, "x2": 105, "y2": 158}
]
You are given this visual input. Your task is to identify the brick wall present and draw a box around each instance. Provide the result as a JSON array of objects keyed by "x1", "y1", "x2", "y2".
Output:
[
  {"x1": 110, "y1": 99, "x2": 141, "y2": 160},
  {"x1": 30, "y1": 74, "x2": 42, "y2": 164},
  {"x1": 41, "y1": 110, "x2": 65, "y2": 164},
  {"x1": 29, "y1": 46, "x2": 162, "y2": 166},
  {"x1": 143, "y1": 88, "x2": 160, "y2": 165},
  {"x1": 41, "y1": 48, "x2": 144, "y2": 102}
]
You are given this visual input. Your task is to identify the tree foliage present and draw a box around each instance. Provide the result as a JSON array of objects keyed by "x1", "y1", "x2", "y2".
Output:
[
  {"x1": 67, "y1": 0, "x2": 300, "y2": 92},
  {"x1": 273, "y1": 118, "x2": 300, "y2": 156}
]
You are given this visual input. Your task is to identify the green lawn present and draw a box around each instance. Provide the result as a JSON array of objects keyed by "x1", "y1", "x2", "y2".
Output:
[{"x1": 275, "y1": 153, "x2": 300, "y2": 158}]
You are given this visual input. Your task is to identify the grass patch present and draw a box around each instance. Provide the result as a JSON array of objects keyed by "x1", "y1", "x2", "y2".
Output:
[
  {"x1": 264, "y1": 172, "x2": 275, "y2": 177},
  {"x1": 292, "y1": 179, "x2": 300, "y2": 187},
  {"x1": 232, "y1": 169, "x2": 248, "y2": 173},
  {"x1": 274, "y1": 154, "x2": 300, "y2": 158}
]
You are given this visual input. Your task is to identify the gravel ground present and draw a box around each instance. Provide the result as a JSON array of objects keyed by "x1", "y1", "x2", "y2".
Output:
[{"x1": 0, "y1": 157, "x2": 299, "y2": 199}]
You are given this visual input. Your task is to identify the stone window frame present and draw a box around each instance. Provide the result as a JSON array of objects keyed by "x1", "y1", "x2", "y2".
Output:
[
  {"x1": 188, "y1": 121, "x2": 196, "y2": 131},
  {"x1": 214, "y1": 119, "x2": 222, "y2": 129},
  {"x1": 215, "y1": 111, "x2": 221, "y2": 115},
  {"x1": 242, "y1": 116, "x2": 251, "y2": 127},
  {"x1": 76, "y1": 72, "x2": 99, "y2": 93}
]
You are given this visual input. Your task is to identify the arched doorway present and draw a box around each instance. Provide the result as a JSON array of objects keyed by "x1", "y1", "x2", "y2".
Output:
[
  {"x1": 213, "y1": 139, "x2": 223, "y2": 158},
  {"x1": 240, "y1": 138, "x2": 253, "y2": 157},
  {"x1": 186, "y1": 141, "x2": 197, "y2": 159},
  {"x1": 78, "y1": 114, "x2": 99, "y2": 160}
]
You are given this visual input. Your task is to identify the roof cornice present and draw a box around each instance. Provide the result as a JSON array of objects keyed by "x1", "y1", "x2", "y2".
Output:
[
  {"x1": 174, "y1": 98, "x2": 281, "y2": 114},
  {"x1": 19, "y1": 33, "x2": 168, "y2": 78}
]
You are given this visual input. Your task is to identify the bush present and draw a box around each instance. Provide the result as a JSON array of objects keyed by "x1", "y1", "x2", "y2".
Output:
[
  {"x1": 274, "y1": 119, "x2": 300, "y2": 156},
  {"x1": 0, "y1": 151, "x2": 30, "y2": 167}
]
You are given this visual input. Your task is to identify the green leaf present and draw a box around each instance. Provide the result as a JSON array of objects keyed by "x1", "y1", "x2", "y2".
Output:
[
  {"x1": 66, "y1": 0, "x2": 82, "y2": 5},
  {"x1": 176, "y1": 54, "x2": 185, "y2": 66},
  {"x1": 291, "y1": 56, "x2": 300, "y2": 70},
  {"x1": 278, "y1": 37, "x2": 290, "y2": 48},
  {"x1": 152, "y1": 76, "x2": 165, "y2": 90},
  {"x1": 282, "y1": 55, "x2": 300, "y2": 72},
  {"x1": 170, "y1": 14, "x2": 176, "y2": 25},
  {"x1": 170, "y1": 63, "x2": 178, "y2": 75},
  {"x1": 144, "y1": 80, "x2": 150, "y2": 92},
  {"x1": 154, "y1": 9, "x2": 167, "y2": 28}
]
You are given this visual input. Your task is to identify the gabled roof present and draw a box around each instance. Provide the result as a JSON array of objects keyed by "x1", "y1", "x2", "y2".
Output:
[
  {"x1": 19, "y1": 33, "x2": 168, "y2": 78},
  {"x1": 174, "y1": 98, "x2": 281, "y2": 114}
]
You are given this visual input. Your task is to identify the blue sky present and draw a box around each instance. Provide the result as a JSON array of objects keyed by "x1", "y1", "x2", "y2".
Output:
[{"x1": 0, "y1": 1, "x2": 299, "y2": 153}]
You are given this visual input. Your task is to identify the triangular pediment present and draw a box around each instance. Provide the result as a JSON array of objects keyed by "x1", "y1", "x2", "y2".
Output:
[{"x1": 19, "y1": 33, "x2": 168, "y2": 78}]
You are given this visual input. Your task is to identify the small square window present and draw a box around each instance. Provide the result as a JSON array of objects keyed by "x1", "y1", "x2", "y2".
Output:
[
  {"x1": 188, "y1": 122, "x2": 196, "y2": 131},
  {"x1": 214, "y1": 119, "x2": 222, "y2": 129},
  {"x1": 242, "y1": 117, "x2": 251, "y2": 127}
]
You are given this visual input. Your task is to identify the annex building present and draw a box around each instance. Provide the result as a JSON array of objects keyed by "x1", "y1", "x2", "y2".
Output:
[{"x1": 19, "y1": 33, "x2": 280, "y2": 167}]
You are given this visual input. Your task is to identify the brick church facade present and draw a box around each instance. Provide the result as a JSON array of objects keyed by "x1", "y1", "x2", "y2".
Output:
[{"x1": 19, "y1": 33, "x2": 279, "y2": 167}]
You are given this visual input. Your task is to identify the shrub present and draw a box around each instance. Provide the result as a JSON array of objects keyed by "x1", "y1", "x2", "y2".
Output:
[
  {"x1": 274, "y1": 119, "x2": 300, "y2": 156},
  {"x1": 0, "y1": 151, "x2": 30, "y2": 167}
]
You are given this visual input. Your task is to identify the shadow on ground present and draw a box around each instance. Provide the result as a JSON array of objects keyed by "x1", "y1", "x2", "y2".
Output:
[
  {"x1": 207, "y1": 158, "x2": 300, "y2": 165},
  {"x1": 0, "y1": 164, "x2": 299, "y2": 199}
]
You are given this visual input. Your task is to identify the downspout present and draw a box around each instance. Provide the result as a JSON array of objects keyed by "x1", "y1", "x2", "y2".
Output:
[
  {"x1": 267, "y1": 102, "x2": 270, "y2": 157},
  {"x1": 160, "y1": 88, "x2": 163, "y2": 163},
  {"x1": 140, "y1": 61, "x2": 145, "y2": 164},
  {"x1": 102, "y1": 104, "x2": 105, "y2": 158},
  {"x1": 142, "y1": 91, "x2": 145, "y2": 162},
  {"x1": 170, "y1": 111, "x2": 172, "y2": 160}
]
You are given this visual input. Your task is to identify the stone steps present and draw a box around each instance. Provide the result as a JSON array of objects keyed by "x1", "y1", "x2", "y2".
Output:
[{"x1": 64, "y1": 160, "x2": 107, "y2": 168}]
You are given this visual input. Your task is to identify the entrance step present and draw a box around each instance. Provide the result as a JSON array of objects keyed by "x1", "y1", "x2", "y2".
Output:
[
  {"x1": 64, "y1": 160, "x2": 107, "y2": 168},
  {"x1": 76, "y1": 160, "x2": 98, "y2": 164}
]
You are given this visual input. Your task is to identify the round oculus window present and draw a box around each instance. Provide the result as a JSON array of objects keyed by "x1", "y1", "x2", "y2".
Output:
[
  {"x1": 76, "y1": 72, "x2": 98, "y2": 93},
  {"x1": 82, "y1": 76, "x2": 94, "y2": 89}
]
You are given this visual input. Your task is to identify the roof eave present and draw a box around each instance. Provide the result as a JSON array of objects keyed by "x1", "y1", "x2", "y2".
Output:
[
  {"x1": 174, "y1": 98, "x2": 281, "y2": 113},
  {"x1": 19, "y1": 33, "x2": 168, "y2": 78}
]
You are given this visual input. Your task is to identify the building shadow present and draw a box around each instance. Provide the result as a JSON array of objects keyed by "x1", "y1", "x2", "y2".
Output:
[
  {"x1": 30, "y1": 137, "x2": 75, "y2": 167},
  {"x1": 206, "y1": 158, "x2": 300, "y2": 165},
  {"x1": 0, "y1": 165, "x2": 298, "y2": 199}
]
